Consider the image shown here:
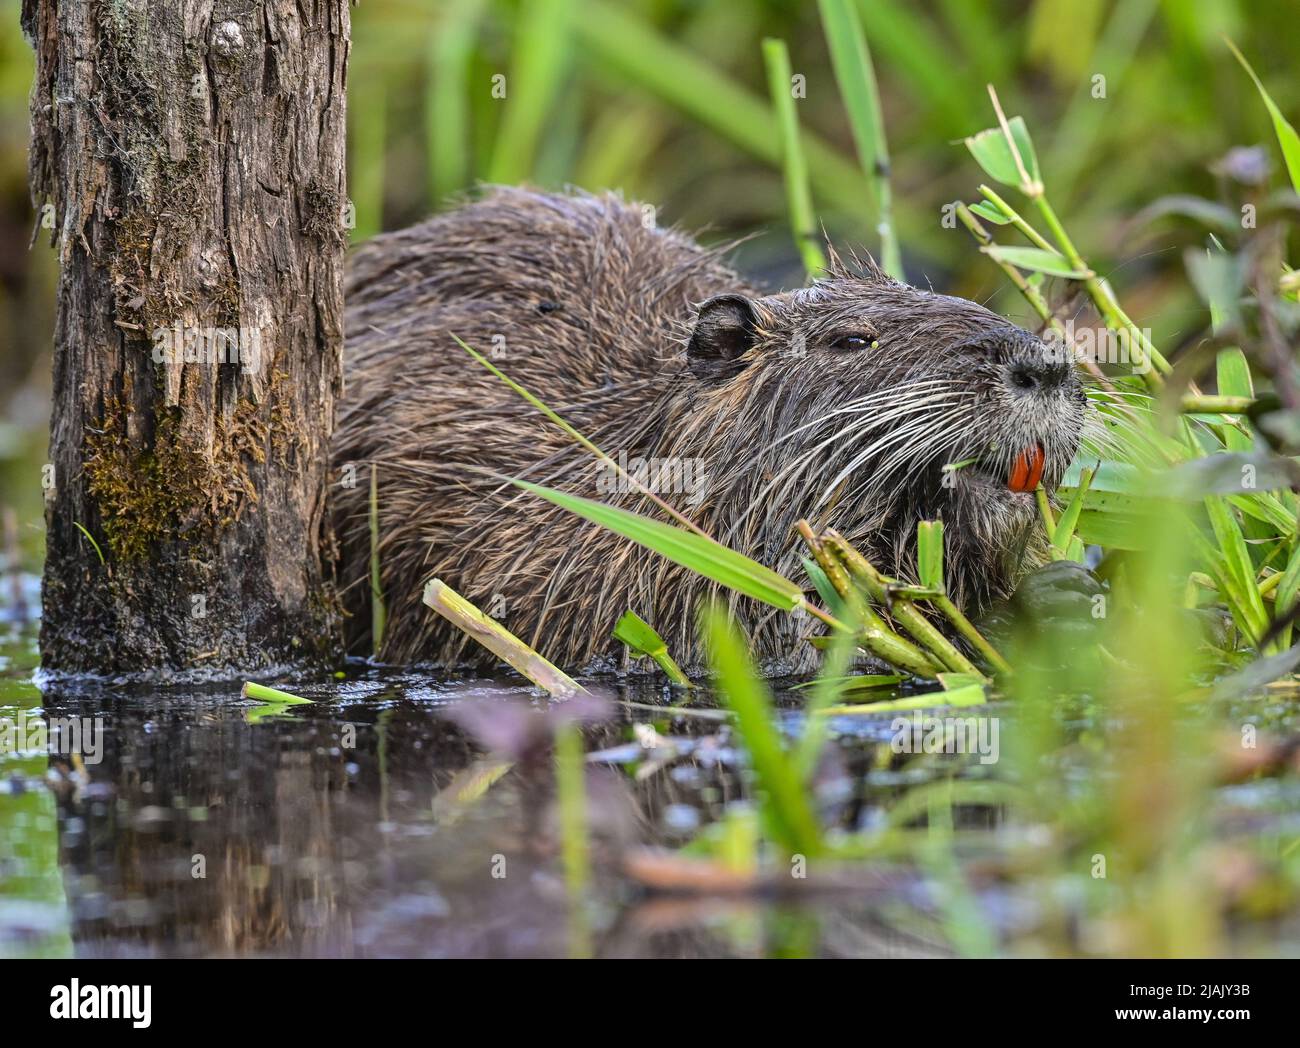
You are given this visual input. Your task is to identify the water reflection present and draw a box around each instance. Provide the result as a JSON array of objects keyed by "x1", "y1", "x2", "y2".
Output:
[{"x1": 0, "y1": 640, "x2": 947, "y2": 959}]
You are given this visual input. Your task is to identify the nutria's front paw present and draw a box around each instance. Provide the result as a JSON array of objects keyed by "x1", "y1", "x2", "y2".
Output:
[
  {"x1": 1009, "y1": 560, "x2": 1104, "y2": 621},
  {"x1": 979, "y1": 560, "x2": 1105, "y2": 649}
]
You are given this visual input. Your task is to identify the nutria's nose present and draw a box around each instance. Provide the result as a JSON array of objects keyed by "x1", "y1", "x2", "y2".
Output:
[
  {"x1": 962, "y1": 327, "x2": 1070, "y2": 385},
  {"x1": 1007, "y1": 358, "x2": 1075, "y2": 394},
  {"x1": 1003, "y1": 335, "x2": 1074, "y2": 393}
]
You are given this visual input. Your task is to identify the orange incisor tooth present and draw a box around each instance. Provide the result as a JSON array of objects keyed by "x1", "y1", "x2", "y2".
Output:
[{"x1": 1008, "y1": 444, "x2": 1045, "y2": 492}]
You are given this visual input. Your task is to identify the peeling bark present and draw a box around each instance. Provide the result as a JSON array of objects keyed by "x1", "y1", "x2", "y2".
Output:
[{"x1": 24, "y1": 0, "x2": 350, "y2": 675}]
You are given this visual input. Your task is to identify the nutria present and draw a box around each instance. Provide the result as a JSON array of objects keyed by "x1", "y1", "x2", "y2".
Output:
[{"x1": 332, "y1": 187, "x2": 1089, "y2": 674}]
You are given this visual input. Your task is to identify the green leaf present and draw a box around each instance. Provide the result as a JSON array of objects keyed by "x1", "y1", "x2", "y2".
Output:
[
  {"x1": 1202, "y1": 496, "x2": 1270, "y2": 646},
  {"x1": 1216, "y1": 348, "x2": 1255, "y2": 454},
  {"x1": 612, "y1": 610, "x2": 689, "y2": 686},
  {"x1": 982, "y1": 245, "x2": 1090, "y2": 279},
  {"x1": 243, "y1": 683, "x2": 313, "y2": 723},
  {"x1": 1061, "y1": 458, "x2": 1145, "y2": 493},
  {"x1": 968, "y1": 200, "x2": 1013, "y2": 225},
  {"x1": 1227, "y1": 491, "x2": 1296, "y2": 537},
  {"x1": 612, "y1": 609, "x2": 667, "y2": 659},
  {"x1": 1160, "y1": 453, "x2": 1300, "y2": 499},
  {"x1": 1226, "y1": 38, "x2": 1300, "y2": 194},
  {"x1": 789, "y1": 673, "x2": 906, "y2": 693},
  {"x1": 964, "y1": 115, "x2": 1041, "y2": 192},
  {"x1": 514, "y1": 481, "x2": 806, "y2": 613},
  {"x1": 1185, "y1": 247, "x2": 1244, "y2": 333},
  {"x1": 802, "y1": 557, "x2": 847, "y2": 620},
  {"x1": 1207, "y1": 641, "x2": 1300, "y2": 702},
  {"x1": 1075, "y1": 508, "x2": 1146, "y2": 550},
  {"x1": 1273, "y1": 540, "x2": 1300, "y2": 649},
  {"x1": 242, "y1": 682, "x2": 313, "y2": 704}
]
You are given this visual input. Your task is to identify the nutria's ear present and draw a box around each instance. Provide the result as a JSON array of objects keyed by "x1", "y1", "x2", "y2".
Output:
[{"x1": 687, "y1": 294, "x2": 759, "y2": 374}]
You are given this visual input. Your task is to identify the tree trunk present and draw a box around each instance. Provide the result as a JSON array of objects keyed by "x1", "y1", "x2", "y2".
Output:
[{"x1": 23, "y1": 0, "x2": 349, "y2": 675}]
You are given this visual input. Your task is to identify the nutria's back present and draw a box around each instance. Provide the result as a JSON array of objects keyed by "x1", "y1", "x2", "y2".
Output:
[
  {"x1": 333, "y1": 187, "x2": 1088, "y2": 673},
  {"x1": 334, "y1": 187, "x2": 757, "y2": 667}
]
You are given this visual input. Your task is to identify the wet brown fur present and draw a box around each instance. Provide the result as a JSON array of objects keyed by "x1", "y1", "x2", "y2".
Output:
[{"x1": 333, "y1": 188, "x2": 1088, "y2": 674}]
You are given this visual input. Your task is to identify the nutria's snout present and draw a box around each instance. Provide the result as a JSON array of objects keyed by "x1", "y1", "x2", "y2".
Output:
[{"x1": 945, "y1": 326, "x2": 1087, "y2": 498}]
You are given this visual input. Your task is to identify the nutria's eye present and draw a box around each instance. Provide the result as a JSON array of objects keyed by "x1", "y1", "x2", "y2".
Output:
[{"x1": 831, "y1": 334, "x2": 877, "y2": 352}]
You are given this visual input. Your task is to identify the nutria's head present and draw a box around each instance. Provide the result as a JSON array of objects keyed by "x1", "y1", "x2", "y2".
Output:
[{"x1": 663, "y1": 255, "x2": 1091, "y2": 610}]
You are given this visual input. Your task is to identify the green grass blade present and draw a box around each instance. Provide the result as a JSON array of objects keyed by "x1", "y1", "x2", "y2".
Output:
[
  {"x1": 1051, "y1": 466, "x2": 1095, "y2": 556},
  {"x1": 426, "y1": 0, "x2": 487, "y2": 205},
  {"x1": 820, "y1": 684, "x2": 987, "y2": 715},
  {"x1": 369, "y1": 463, "x2": 386, "y2": 654},
  {"x1": 701, "y1": 604, "x2": 822, "y2": 857},
  {"x1": 242, "y1": 682, "x2": 312, "y2": 704},
  {"x1": 514, "y1": 481, "x2": 806, "y2": 613},
  {"x1": 72, "y1": 522, "x2": 105, "y2": 566},
  {"x1": 1216, "y1": 348, "x2": 1255, "y2": 454},
  {"x1": 802, "y1": 557, "x2": 848, "y2": 620},
  {"x1": 487, "y1": 0, "x2": 575, "y2": 184},
  {"x1": 1225, "y1": 38, "x2": 1300, "y2": 194},
  {"x1": 794, "y1": 623, "x2": 858, "y2": 785},
  {"x1": 1202, "y1": 497, "x2": 1270, "y2": 647},
  {"x1": 761, "y1": 38, "x2": 825, "y2": 279},
  {"x1": 1274, "y1": 540, "x2": 1300, "y2": 649},
  {"x1": 817, "y1": 0, "x2": 903, "y2": 277},
  {"x1": 849, "y1": 0, "x2": 981, "y2": 132},
  {"x1": 453, "y1": 333, "x2": 709, "y2": 537},
  {"x1": 554, "y1": 719, "x2": 592, "y2": 958},
  {"x1": 574, "y1": 1, "x2": 882, "y2": 223}
]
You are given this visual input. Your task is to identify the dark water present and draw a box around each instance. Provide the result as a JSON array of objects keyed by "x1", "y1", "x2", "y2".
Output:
[
  {"x1": 7, "y1": 572, "x2": 1300, "y2": 958},
  {"x1": 0, "y1": 577, "x2": 957, "y2": 959}
]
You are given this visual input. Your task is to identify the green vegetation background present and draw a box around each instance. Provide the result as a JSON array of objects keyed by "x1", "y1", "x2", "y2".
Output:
[{"x1": 0, "y1": 0, "x2": 1296, "y2": 570}]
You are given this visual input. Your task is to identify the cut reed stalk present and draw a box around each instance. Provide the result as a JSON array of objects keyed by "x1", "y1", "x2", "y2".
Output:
[
  {"x1": 822, "y1": 529, "x2": 987, "y2": 679},
  {"x1": 1181, "y1": 395, "x2": 1256, "y2": 414},
  {"x1": 930, "y1": 594, "x2": 1012, "y2": 676},
  {"x1": 423, "y1": 578, "x2": 588, "y2": 699},
  {"x1": 242, "y1": 682, "x2": 312, "y2": 704},
  {"x1": 797, "y1": 521, "x2": 943, "y2": 679}
]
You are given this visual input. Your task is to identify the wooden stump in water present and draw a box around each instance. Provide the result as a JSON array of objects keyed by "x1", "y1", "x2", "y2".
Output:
[{"x1": 23, "y1": 0, "x2": 350, "y2": 673}]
